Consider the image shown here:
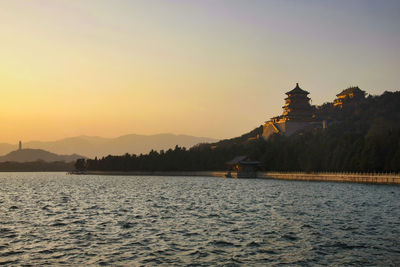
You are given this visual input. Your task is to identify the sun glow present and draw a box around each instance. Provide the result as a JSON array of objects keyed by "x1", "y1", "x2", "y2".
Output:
[{"x1": 0, "y1": 0, "x2": 399, "y2": 143}]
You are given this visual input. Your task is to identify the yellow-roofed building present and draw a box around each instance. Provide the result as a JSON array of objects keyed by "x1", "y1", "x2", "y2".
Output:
[{"x1": 333, "y1": 86, "x2": 366, "y2": 108}]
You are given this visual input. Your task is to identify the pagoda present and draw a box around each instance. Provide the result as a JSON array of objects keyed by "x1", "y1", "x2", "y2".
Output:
[
  {"x1": 282, "y1": 83, "x2": 313, "y2": 121},
  {"x1": 263, "y1": 83, "x2": 318, "y2": 139}
]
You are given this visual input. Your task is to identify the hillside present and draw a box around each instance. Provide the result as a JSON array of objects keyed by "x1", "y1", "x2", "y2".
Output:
[
  {"x1": 0, "y1": 134, "x2": 217, "y2": 158},
  {"x1": 83, "y1": 90, "x2": 400, "y2": 173},
  {"x1": 0, "y1": 149, "x2": 84, "y2": 163}
]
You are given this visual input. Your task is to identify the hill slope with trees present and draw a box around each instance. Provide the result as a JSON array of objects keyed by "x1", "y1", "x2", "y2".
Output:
[{"x1": 81, "y1": 91, "x2": 400, "y2": 173}]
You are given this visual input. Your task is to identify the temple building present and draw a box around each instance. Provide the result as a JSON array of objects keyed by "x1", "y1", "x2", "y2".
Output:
[
  {"x1": 226, "y1": 156, "x2": 260, "y2": 178},
  {"x1": 333, "y1": 86, "x2": 366, "y2": 108},
  {"x1": 282, "y1": 83, "x2": 313, "y2": 120},
  {"x1": 263, "y1": 83, "x2": 318, "y2": 139}
]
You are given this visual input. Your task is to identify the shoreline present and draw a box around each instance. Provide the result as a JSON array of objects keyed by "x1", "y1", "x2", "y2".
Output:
[{"x1": 73, "y1": 171, "x2": 400, "y2": 185}]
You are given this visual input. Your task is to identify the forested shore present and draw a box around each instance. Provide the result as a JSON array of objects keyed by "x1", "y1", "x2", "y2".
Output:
[{"x1": 77, "y1": 91, "x2": 400, "y2": 173}]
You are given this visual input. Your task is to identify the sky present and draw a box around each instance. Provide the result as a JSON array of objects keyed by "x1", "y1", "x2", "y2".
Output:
[{"x1": 0, "y1": 0, "x2": 399, "y2": 143}]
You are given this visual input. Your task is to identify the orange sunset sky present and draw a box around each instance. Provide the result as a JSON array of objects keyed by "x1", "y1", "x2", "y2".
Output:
[{"x1": 0, "y1": 0, "x2": 399, "y2": 143}]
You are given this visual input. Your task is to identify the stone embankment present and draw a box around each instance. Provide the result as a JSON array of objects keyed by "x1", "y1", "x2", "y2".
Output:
[
  {"x1": 259, "y1": 172, "x2": 400, "y2": 185},
  {"x1": 79, "y1": 171, "x2": 400, "y2": 184}
]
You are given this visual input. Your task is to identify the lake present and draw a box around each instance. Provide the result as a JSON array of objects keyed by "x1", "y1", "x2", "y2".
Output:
[{"x1": 0, "y1": 173, "x2": 399, "y2": 266}]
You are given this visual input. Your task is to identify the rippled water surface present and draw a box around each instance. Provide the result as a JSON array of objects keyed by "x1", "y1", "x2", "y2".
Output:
[{"x1": 0, "y1": 173, "x2": 399, "y2": 266}]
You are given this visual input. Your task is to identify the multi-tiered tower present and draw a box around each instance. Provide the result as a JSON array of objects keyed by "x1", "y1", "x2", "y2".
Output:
[
  {"x1": 263, "y1": 83, "x2": 316, "y2": 139},
  {"x1": 282, "y1": 83, "x2": 313, "y2": 121}
]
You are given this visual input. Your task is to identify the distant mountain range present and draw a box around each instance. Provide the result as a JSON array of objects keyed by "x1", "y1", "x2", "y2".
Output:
[
  {"x1": 0, "y1": 134, "x2": 217, "y2": 158},
  {"x1": 0, "y1": 149, "x2": 84, "y2": 163}
]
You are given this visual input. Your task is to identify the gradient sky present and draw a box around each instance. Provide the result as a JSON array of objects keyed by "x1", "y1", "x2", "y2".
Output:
[{"x1": 1, "y1": 0, "x2": 399, "y2": 143}]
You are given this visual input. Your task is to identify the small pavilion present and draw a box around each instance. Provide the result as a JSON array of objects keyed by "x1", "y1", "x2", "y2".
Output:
[{"x1": 226, "y1": 156, "x2": 260, "y2": 178}]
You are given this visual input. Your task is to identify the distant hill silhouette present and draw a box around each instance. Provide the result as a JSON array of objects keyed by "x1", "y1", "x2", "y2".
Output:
[
  {"x1": 0, "y1": 143, "x2": 17, "y2": 156},
  {"x1": 0, "y1": 134, "x2": 217, "y2": 158},
  {"x1": 0, "y1": 149, "x2": 84, "y2": 163}
]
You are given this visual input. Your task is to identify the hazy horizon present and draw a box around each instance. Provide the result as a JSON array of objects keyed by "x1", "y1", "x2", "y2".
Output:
[
  {"x1": 0, "y1": 132, "x2": 218, "y2": 145},
  {"x1": 0, "y1": 133, "x2": 218, "y2": 158},
  {"x1": 1, "y1": 0, "x2": 399, "y2": 143}
]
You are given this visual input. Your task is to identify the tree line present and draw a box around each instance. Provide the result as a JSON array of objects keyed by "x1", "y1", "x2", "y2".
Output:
[{"x1": 77, "y1": 91, "x2": 400, "y2": 173}]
